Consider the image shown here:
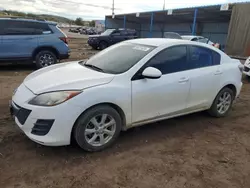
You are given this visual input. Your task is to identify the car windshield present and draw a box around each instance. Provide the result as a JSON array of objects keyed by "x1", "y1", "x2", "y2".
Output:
[
  {"x1": 81, "y1": 42, "x2": 155, "y2": 74},
  {"x1": 101, "y1": 29, "x2": 115, "y2": 35}
]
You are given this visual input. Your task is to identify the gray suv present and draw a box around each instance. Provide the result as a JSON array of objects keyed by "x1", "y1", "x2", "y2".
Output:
[{"x1": 0, "y1": 18, "x2": 70, "y2": 68}]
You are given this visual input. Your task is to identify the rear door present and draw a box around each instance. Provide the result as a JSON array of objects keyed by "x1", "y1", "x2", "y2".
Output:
[
  {"x1": 186, "y1": 45, "x2": 222, "y2": 110},
  {"x1": 1, "y1": 20, "x2": 39, "y2": 59}
]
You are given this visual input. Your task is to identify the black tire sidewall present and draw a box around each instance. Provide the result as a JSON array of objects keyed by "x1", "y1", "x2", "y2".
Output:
[
  {"x1": 35, "y1": 50, "x2": 57, "y2": 69},
  {"x1": 209, "y1": 87, "x2": 234, "y2": 117},
  {"x1": 74, "y1": 105, "x2": 122, "y2": 152}
]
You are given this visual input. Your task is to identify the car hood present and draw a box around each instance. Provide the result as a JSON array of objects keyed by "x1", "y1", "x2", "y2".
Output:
[
  {"x1": 24, "y1": 61, "x2": 115, "y2": 94},
  {"x1": 89, "y1": 35, "x2": 101, "y2": 38}
]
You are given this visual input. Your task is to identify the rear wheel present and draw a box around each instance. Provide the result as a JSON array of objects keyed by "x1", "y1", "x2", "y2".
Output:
[
  {"x1": 73, "y1": 105, "x2": 122, "y2": 152},
  {"x1": 35, "y1": 50, "x2": 57, "y2": 69},
  {"x1": 208, "y1": 87, "x2": 234, "y2": 117}
]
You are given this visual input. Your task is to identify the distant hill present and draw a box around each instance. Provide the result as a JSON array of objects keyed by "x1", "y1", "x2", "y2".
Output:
[{"x1": 0, "y1": 10, "x2": 76, "y2": 24}]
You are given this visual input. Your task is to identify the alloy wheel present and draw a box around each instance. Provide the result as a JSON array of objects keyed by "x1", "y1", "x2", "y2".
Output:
[
  {"x1": 217, "y1": 91, "x2": 232, "y2": 114},
  {"x1": 84, "y1": 114, "x2": 116, "y2": 147},
  {"x1": 39, "y1": 53, "x2": 55, "y2": 67}
]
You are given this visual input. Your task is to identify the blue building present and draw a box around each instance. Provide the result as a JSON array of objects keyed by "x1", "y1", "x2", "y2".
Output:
[{"x1": 105, "y1": 3, "x2": 250, "y2": 56}]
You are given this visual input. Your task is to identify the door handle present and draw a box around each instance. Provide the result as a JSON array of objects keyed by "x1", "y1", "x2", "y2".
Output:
[
  {"x1": 178, "y1": 77, "x2": 189, "y2": 83},
  {"x1": 214, "y1": 70, "x2": 222, "y2": 75}
]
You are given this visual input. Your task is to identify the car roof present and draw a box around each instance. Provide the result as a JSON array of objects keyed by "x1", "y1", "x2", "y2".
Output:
[
  {"x1": 127, "y1": 38, "x2": 193, "y2": 47},
  {"x1": 181, "y1": 35, "x2": 208, "y2": 40},
  {"x1": 126, "y1": 38, "x2": 225, "y2": 55},
  {"x1": 0, "y1": 18, "x2": 57, "y2": 25},
  {"x1": 181, "y1": 35, "x2": 199, "y2": 40}
]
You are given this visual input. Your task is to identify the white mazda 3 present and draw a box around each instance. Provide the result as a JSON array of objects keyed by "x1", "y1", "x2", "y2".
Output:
[{"x1": 10, "y1": 39, "x2": 243, "y2": 151}]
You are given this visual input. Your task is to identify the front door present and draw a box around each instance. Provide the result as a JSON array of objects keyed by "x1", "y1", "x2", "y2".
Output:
[
  {"x1": 131, "y1": 45, "x2": 191, "y2": 124},
  {"x1": 110, "y1": 30, "x2": 125, "y2": 44}
]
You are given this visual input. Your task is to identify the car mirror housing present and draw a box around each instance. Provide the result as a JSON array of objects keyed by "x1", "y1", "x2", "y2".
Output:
[{"x1": 142, "y1": 67, "x2": 162, "y2": 79}]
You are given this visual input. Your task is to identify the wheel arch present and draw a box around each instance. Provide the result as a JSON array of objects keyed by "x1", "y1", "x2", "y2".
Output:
[
  {"x1": 99, "y1": 40, "x2": 108, "y2": 46},
  {"x1": 70, "y1": 102, "x2": 127, "y2": 143},
  {"x1": 32, "y1": 46, "x2": 59, "y2": 60},
  {"x1": 221, "y1": 83, "x2": 237, "y2": 99}
]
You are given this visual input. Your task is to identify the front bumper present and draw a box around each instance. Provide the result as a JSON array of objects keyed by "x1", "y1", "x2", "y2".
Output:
[
  {"x1": 88, "y1": 39, "x2": 99, "y2": 48},
  {"x1": 11, "y1": 84, "x2": 83, "y2": 146}
]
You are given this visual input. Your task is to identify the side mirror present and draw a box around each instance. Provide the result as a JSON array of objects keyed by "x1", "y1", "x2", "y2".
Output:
[{"x1": 142, "y1": 67, "x2": 162, "y2": 79}]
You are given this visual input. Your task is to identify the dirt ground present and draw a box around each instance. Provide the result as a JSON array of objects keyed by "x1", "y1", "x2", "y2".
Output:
[{"x1": 1, "y1": 38, "x2": 250, "y2": 188}]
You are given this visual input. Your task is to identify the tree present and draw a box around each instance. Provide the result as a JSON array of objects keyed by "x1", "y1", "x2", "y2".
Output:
[
  {"x1": 75, "y1": 17, "x2": 84, "y2": 25},
  {"x1": 89, "y1": 20, "x2": 95, "y2": 27}
]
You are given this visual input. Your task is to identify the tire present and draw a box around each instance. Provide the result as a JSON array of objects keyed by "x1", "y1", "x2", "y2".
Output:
[
  {"x1": 99, "y1": 41, "x2": 108, "y2": 50},
  {"x1": 208, "y1": 87, "x2": 234, "y2": 117},
  {"x1": 73, "y1": 105, "x2": 122, "y2": 152},
  {"x1": 35, "y1": 50, "x2": 57, "y2": 69}
]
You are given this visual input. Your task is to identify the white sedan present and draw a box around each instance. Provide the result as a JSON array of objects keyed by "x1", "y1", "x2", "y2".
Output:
[{"x1": 11, "y1": 39, "x2": 243, "y2": 151}]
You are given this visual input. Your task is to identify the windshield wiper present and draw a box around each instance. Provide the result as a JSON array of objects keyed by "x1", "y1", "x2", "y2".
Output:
[{"x1": 84, "y1": 63, "x2": 105, "y2": 73}]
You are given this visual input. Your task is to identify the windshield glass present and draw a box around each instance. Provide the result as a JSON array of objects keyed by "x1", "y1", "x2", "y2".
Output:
[
  {"x1": 82, "y1": 42, "x2": 155, "y2": 74},
  {"x1": 101, "y1": 29, "x2": 115, "y2": 35}
]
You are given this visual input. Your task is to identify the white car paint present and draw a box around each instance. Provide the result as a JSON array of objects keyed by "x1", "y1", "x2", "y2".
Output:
[
  {"x1": 182, "y1": 35, "x2": 214, "y2": 45},
  {"x1": 11, "y1": 38, "x2": 243, "y2": 147},
  {"x1": 243, "y1": 56, "x2": 250, "y2": 76}
]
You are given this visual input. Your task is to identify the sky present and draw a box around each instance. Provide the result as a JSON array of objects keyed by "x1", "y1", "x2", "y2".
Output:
[{"x1": 0, "y1": 0, "x2": 249, "y2": 20}]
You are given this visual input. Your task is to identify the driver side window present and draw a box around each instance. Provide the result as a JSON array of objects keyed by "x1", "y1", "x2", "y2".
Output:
[
  {"x1": 111, "y1": 30, "x2": 121, "y2": 36},
  {"x1": 146, "y1": 46, "x2": 188, "y2": 75}
]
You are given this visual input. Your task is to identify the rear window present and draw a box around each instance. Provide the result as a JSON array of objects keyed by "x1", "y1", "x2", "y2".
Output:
[{"x1": 82, "y1": 42, "x2": 155, "y2": 74}]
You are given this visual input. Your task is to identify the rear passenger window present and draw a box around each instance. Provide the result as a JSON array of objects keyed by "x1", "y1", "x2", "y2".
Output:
[
  {"x1": 189, "y1": 46, "x2": 213, "y2": 69},
  {"x1": 3, "y1": 20, "x2": 52, "y2": 35},
  {"x1": 127, "y1": 30, "x2": 136, "y2": 36},
  {"x1": 212, "y1": 51, "x2": 221, "y2": 65}
]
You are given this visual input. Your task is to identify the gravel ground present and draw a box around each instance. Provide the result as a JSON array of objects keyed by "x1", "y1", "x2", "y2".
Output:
[{"x1": 0, "y1": 38, "x2": 250, "y2": 188}]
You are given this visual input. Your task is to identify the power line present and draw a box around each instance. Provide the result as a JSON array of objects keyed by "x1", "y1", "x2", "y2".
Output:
[{"x1": 49, "y1": 0, "x2": 121, "y2": 10}]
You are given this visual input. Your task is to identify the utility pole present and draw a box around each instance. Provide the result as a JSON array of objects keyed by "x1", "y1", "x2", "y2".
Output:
[
  {"x1": 112, "y1": 0, "x2": 115, "y2": 18},
  {"x1": 163, "y1": 0, "x2": 165, "y2": 10}
]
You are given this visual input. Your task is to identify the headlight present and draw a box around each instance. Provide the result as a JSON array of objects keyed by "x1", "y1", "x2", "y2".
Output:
[
  {"x1": 28, "y1": 91, "x2": 81, "y2": 106},
  {"x1": 13, "y1": 88, "x2": 18, "y2": 96}
]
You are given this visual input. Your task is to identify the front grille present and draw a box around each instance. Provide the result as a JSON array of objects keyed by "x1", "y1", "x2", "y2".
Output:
[
  {"x1": 11, "y1": 102, "x2": 31, "y2": 125},
  {"x1": 244, "y1": 66, "x2": 250, "y2": 72},
  {"x1": 31, "y1": 119, "x2": 55, "y2": 136}
]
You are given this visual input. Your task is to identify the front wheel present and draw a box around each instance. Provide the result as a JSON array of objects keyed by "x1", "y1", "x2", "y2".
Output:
[
  {"x1": 99, "y1": 41, "x2": 108, "y2": 50},
  {"x1": 208, "y1": 87, "x2": 234, "y2": 117},
  {"x1": 73, "y1": 105, "x2": 122, "y2": 152}
]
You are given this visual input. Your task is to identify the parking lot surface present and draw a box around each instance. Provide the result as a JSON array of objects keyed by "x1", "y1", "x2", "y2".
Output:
[{"x1": 1, "y1": 38, "x2": 250, "y2": 188}]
